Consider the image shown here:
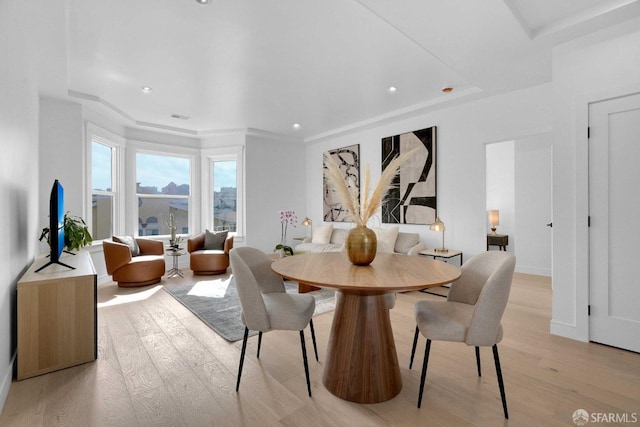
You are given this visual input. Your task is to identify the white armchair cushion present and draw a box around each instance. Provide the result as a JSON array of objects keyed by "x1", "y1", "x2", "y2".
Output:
[
  {"x1": 376, "y1": 241, "x2": 395, "y2": 253},
  {"x1": 373, "y1": 226, "x2": 399, "y2": 252},
  {"x1": 407, "y1": 241, "x2": 428, "y2": 256},
  {"x1": 312, "y1": 224, "x2": 333, "y2": 244},
  {"x1": 394, "y1": 232, "x2": 421, "y2": 254}
]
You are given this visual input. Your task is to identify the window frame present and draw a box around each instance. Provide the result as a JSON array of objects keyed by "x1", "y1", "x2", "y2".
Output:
[
  {"x1": 202, "y1": 146, "x2": 244, "y2": 240},
  {"x1": 85, "y1": 123, "x2": 125, "y2": 243}
]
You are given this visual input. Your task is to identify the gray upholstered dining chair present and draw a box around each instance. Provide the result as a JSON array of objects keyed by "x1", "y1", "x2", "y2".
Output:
[
  {"x1": 229, "y1": 247, "x2": 318, "y2": 397},
  {"x1": 409, "y1": 251, "x2": 516, "y2": 418}
]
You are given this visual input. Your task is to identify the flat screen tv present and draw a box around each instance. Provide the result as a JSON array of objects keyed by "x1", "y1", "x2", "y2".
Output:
[{"x1": 36, "y1": 180, "x2": 75, "y2": 273}]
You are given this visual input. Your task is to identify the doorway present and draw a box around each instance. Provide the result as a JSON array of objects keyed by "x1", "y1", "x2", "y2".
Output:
[{"x1": 485, "y1": 134, "x2": 552, "y2": 276}]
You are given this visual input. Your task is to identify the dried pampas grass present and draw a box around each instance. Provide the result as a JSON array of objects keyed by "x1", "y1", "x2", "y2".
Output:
[{"x1": 323, "y1": 148, "x2": 419, "y2": 227}]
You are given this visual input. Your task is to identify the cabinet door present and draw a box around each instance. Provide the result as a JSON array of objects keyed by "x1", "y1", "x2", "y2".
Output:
[{"x1": 18, "y1": 273, "x2": 96, "y2": 380}]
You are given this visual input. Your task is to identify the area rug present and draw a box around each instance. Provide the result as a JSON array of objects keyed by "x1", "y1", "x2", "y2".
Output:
[{"x1": 164, "y1": 275, "x2": 335, "y2": 342}]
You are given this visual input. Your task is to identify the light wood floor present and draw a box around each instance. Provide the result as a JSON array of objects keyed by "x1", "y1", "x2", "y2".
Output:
[{"x1": 1, "y1": 272, "x2": 639, "y2": 426}]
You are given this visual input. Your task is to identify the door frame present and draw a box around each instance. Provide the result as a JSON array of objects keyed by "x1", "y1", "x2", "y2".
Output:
[{"x1": 574, "y1": 84, "x2": 640, "y2": 342}]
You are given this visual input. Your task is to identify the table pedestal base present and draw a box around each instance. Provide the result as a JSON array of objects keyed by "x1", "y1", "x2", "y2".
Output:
[{"x1": 322, "y1": 291, "x2": 402, "y2": 403}]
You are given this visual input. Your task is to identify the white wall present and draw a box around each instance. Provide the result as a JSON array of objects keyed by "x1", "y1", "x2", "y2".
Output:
[
  {"x1": 245, "y1": 135, "x2": 307, "y2": 253},
  {"x1": 514, "y1": 134, "x2": 552, "y2": 276},
  {"x1": 0, "y1": 0, "x2": 45, "y2": 410},
  {"x1": 39, "y1": 97, "x2": 85, "y2": 251},
  {"x1": 486, "y1": 140, "x2": 515, "y2": 250},
  {"x1": 305, "y1": 84, "x2": 553, "y2": 261},
  {"x1": 551, "y1": 18, "x2": 640, "y2": 340}
]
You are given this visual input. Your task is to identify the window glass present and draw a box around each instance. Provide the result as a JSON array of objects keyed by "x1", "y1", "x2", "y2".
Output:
[
  {"x1": 91, "y1": 194, "x2": 113, "y2": 240},
  {"x1": 137, "y1": 153, "x2": 190, "y2": 195},
  {"x1": 213, "y1": 160, "x2": 237, "y2": 232},
  {"x1": 91, "y1": 140, "x2": 115, "y2": 240},
  {"x1": 136, "y1": 153, "x2": 191, "y2": 236}
]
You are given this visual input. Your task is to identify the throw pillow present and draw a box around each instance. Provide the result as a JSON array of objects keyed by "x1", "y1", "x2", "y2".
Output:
[
  {"x1": 204, "y1": 229, "x2": 228, "y2": 250},
  {"x1": 376, "y1": 241, "x2": 395, "y2": 253},
  {"x1": 311, "y1": 224, "x2": 333, "y2": 244},
  {"x1": 113, "y1": 235, "x2": 140, "y2": 257},
  {"x1": 373, "y1": 226, "x2": 399, "y2": 253}
]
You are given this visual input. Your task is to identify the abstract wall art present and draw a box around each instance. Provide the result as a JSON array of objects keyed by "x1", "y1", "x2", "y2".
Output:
[
  {"x1": 323, "y1": 144, "x2": 360, "y2": 222},
  {"x1": 381, "y1": 127, "x2": 437, "y2": 225}
]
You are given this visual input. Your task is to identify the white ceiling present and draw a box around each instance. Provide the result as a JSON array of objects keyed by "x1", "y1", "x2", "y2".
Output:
[{"x1": 62, "y1": 0, "x2": 640, "y2": 141}]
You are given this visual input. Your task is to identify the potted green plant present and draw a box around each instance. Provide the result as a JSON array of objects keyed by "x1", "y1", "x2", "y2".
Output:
[{"x1": 39, "y1": 212, "x2": 93, "y2": 251}]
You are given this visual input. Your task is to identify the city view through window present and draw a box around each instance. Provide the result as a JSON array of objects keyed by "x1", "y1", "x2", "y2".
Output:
[
  {"x1": 134, "y1": 154, "x2": 237, "y2": 236},
  {"x1": 212, "y1": 160, "x2": 237, "y2": 232}
]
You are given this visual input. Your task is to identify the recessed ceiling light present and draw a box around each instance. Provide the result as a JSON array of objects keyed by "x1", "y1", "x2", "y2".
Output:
[
  {"x1": 388, "y1": 86, "x2": 397, "y2": 93},
  {"x1": 441, "y1": 86, "x2": 453, "y2": 93},
  {"x1": 293, "y1": 123, "x2": 301, "y2": 130},
  {"x1": 141, "y1": 86, "x2": 152, "y2": 93},
  {"x1": 171, "y1": 114, "x2": 190, "y2": 120},
  {"x1": 195, "y1": 0, "x2": 210, "y2": 4}
]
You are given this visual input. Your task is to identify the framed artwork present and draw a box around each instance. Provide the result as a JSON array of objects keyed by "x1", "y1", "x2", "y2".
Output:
[
  {"x1": 381, "y1": 127, "x2": 437, "y2": 225},
  {"x1": 323, "y1": 144, "x2": 360, "y2": 222}
]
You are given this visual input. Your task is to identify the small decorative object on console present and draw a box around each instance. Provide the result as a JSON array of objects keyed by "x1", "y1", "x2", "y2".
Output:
[{"x1": 488, "y1": 209, "x2": 500, "y2": 236}]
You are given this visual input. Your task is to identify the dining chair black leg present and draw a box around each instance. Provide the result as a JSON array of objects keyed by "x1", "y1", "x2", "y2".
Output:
[
  {"x1": 257, "y1": 331, "x2": 263, "y2": 358},
  {"x1": 475, "y1": 346, "x2": 481, "y2": 377},
  {"x1": 409, "y1": 325, "x2": 419, "y2": 369},
  {"x1": 492, "y1": 344, "x2": 509, "y2": 419},
  {"x1": 309, "y1": 319, "x2": 318, "y2": 362},
  {"x1": 236, "y1": 327, "x2": 249, "y2": 392},
  {"x1": 299, "y1": 330, "x2": 312, "y2": 397},
  {"x1": 417, "y1": 339, "x2": 432, "y2": 408}
]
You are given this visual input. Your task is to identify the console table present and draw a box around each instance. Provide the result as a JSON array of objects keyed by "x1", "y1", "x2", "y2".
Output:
[
  {"x1": 17, "y1": 251, "x2": 97, "y2": 380},
  {"x1": 418, "y1": 249, "x2": 463, "y2": 297},
  {"x1": 419, "y1": 248, "x2": 463, "y2": 264},
  {"x1": 487, "y1": 234, "x2": 509, "y2": 251}
]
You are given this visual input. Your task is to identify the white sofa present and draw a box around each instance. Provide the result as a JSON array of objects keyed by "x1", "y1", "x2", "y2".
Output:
[{"x1": 294, "y1": 225, "x2": 427, "y2": 256}]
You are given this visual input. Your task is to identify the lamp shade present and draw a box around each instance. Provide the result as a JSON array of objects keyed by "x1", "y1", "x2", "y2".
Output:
[
  {"x1": 429, "y1": 217, "x2": 445, "y2": 232},
  {"x1": 301, "y1": 217, "x2": 312, "y2": 227},
  {"x1": 488, "y1": 210, "x2": 500, "y2": 227},
  {"x1": 429, "y1": 217, "x2": 447, "y2": 252}
]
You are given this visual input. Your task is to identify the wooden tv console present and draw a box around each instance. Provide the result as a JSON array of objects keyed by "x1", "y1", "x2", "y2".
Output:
[{"x1": 17, "y1": 251, "x2": 97, "y2": 380}]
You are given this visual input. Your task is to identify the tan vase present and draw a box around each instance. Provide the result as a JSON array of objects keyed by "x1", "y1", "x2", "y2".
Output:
[{"x1": 346, "y1": 225, "x2": 377, "y2": 266}]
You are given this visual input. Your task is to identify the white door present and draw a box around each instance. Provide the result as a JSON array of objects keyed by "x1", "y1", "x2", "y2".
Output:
[{"x1": 589, "y1": 92, "x2": 640, "y2": 353}]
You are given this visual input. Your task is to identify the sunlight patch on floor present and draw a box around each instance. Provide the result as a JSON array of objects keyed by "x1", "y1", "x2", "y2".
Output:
[
  {"x1": 186, "y1": 276, "x2": 233, "y2": 298},
  {"x1": 97, "y1": 283, "x2": 164, "y2": 308}
]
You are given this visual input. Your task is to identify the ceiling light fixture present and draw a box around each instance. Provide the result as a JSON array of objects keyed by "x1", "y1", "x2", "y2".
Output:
[
  {"x1": 441, "y1": 86, "x2": 453, "y2": 93},
  {"x1": 293, "y1": 123, "x2": 301, "y2": 130},
  {"x1": 141, "y1": 86, "x2": 152, "y2": 93},
  {"x1": 195, "y1": 0, "x2": 210, "y2": 4},
  {"x1": 171, "y1": 114, "x2": 190, "y2": 120},
  {"x1": 388, "y1": 86, "x2": 397, "y2": 93}
]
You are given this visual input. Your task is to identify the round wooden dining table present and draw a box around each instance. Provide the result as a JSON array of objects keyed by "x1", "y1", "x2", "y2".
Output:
[{"x1": 271, "y1": 252, "x2": 461, "y2": 404}]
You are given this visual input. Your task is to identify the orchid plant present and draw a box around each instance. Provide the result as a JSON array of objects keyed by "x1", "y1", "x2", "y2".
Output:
[{"x1": 275, "y1": 210, "x2": 297, "y2": 256}]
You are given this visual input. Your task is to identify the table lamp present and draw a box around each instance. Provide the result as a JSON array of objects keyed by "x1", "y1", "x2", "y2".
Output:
[
  {"x1": 488, "y1": 210, "x2": 500, "y2": 236},
  {"x1": 301, "y1": 217, "x2": 313, "y2": 237},
  {"x1": 429, "y1": 217, "x2": 448, "y2": 252}
]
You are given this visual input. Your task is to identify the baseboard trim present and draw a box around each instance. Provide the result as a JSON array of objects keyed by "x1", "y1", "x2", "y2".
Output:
[
  {"x1": 0, "y1": 352, "x2": 16, "y2": 414},
  {"x1": 550, "y1": 319, "x2": 585, "y2": 341},
  {"x1": 515, "y1": 265, "x2": 551, "y2": 277}
]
